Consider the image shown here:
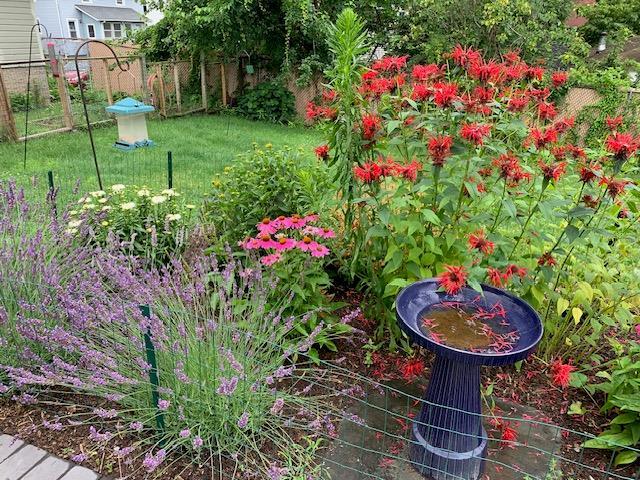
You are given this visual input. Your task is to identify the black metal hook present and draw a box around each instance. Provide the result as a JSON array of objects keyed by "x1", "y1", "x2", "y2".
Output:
[
  {"x1": 23, "y1": 21, "x2": 51, "y2": 170},
  {"x1": 73, "y1": 40, "x2": 130, "y2": 191}
]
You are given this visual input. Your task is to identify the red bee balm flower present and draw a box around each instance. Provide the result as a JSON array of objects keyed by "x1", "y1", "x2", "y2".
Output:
[
  {"x1": 551, "y1": 71, "x2": 568, "y2": 88},
  {"x1": 428, "y1": 135, "x2": 453, "y2": 167},
  {"x1": 537, "y1": 101, "x2": 558, "y2": 121},
  {"x1": 412, "y1": 63, "x2": 444, "y2": 81},
  {"x1": 400, "y1": 358, "x2": 425, "y2": 380},
  {"x1": 600, "y1": 176, "x2": 630, "y2": 199},
  {"x1": 578, "y1": 162, "x2": 601, "y2": 184},
  {"x1": 354, "y1": 162, "x2": 383, "y2": 184},
  {"x1": 605, "y1": 115, "x2": 623, "y2": 131},
  {"x1": 550, "y1": 360, "x2": 575, "y2": 389},
  {"x1": 361, "y1": 114, "x2": 382, "y2": 141},
  {"x1": 438, "y1": 265, "x2": 468, "y2": 295},
  {"x1": 460, "y1": 123, "x2": 491, "y2": 146},
  {"x1": 538, "y1": 159, "x2": 567, "y2": 183},
  {"x1": 487, "y1": 267, "x2": 504, "y2": 287},
  {"x1": 605, "y1": 132, "x2": 639, "y2": 161},
  {"x1": 432, "y1": 82, "x2": 458, "y2": 108},
  {"x1": 537, "y1": 252, "x2": 557, "y2": 267},
  {"x1": 467, "y1": 229, "x2": 495, "y2": 255},
  {"x1": 314, "y1": 144, "x2": 329, "y2": 160}
]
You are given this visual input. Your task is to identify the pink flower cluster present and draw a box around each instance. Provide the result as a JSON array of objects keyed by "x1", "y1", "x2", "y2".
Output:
[{"x1": 241, "y1": 215, "x2": 334, "y2": 266}]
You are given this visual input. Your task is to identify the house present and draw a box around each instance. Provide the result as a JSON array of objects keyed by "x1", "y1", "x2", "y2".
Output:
[
  {"x1": 34, "y1": 0, "x2": 148, "y2": 43},
  {"x1": 0, "y1": 0, "x2": 48, "y2": 98}
]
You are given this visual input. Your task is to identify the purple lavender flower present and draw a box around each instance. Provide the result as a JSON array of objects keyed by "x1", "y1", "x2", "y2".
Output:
[
  {"x1": 193, "y1": 436, "x2": 203, "y2": 449},
  {"x1": 179, "y1": 428, "x2": 191, "y2": 438},
  {"x1": 270, "y1": 398, "x2": 284, "y2": 415},
  {"x1": 130, "y1": 421, "x2": 143, "y2": 432},
  {"x1": 216, "y1": 376, "x2": 238, "y2": 396},
  {"x1": 88, "y1": 426, "x2": 113, "y2": 442},
  {"x1": 157, "y1": 399, "x2": 170, "y2": 410},
  {"x1": 267, "y1": 464, "x2": 289, "y2": 480},
  {"x1": 142, "y1": 449, "x2": 166, "y2": 473},
  {"x1": 114, "y1": 446, "x2": 135, "y2": 459},
  {"x1": 93, "y1": 408, "x2": 118, "y2": 419},
  {"x1": 71, "y1": 453, "x2": 87, "y2": 463},
  {"x1": 237, "y1": 411, "x2": 250, "y2": 429}
]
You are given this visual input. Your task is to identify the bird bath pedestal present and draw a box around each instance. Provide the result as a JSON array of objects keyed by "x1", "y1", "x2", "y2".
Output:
[{"x1": 395, "y1": 279, "x2": 543, "y2": 480}]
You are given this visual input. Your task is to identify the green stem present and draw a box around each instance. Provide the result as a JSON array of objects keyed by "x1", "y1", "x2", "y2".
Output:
[
  {"x1": 453, "y1": 153, "x2": 473, "y2": 222},
  {"x1": 432, "y1": 165, "x2": 441, "y2": 211},
  {"x1": 509, "y1": 183, "x2": 546, "y2": 260},
  {"x1": 489, "y1": 179, "x2": 507, "y2": 233}
]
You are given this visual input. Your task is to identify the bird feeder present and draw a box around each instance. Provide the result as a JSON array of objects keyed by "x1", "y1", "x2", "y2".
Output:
[{"x1": 106, "y1": 97, "x2": 155, "y2": 150}]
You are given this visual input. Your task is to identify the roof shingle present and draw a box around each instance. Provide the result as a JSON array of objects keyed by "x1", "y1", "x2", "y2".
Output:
[{"x1": 75, "y1": 5, "x2": 144, "y2": 23}]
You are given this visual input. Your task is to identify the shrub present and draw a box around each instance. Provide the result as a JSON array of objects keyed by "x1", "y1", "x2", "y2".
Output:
[
  {"x1": 69, "y1": 185, "x2": 195, "y2": 267},
  {"x1": 314, "y1": 13, "x2": 640, "y2": 357},
  {"x1": 236, "y1": 81, "x2": 296, "y2": 123},
  {"x1": 203, "y1": 145, "x2": 331, "y2": 248},
  {"x1": 240, "y1": 214, "x2": 352, "y2": 362}
]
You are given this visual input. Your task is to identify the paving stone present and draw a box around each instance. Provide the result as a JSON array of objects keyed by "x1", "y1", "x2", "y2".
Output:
[
  {"x1": 22, "y1": 455, "x2": 71, "y2": 480},
  {"x1": 0, "y1": 444, "x2": 47, "y2": 479},
  {"x1": 0, "y1": 436, "x2": 24, "y2": 464},
  {"x1": 60, "y1": 466, "x2": 99, "y2": 480}
]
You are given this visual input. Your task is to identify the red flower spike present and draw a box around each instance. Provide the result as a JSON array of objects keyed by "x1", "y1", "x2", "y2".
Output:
[
  {"x1": 400, "y1": 358, "x2": 425, "y2": 381},
  {"x1": 537, "y1": 101, "x2": 558, "y2": 121},
  {"x1": 553, "y1": 116, "x2": 574, "y2": 134},
  {"x1": 438, "y1": 265, "x2": 468, "y2": 295},
  {"x1": 538, "y1": 159, "x2": 567, "y2": 183},
  {"x1": 411, "y1": 84, "x2": 431, "y2": 101},
  {"x1": 448, "y1": 45, "x2": 482, "y2": 67},
  {"x1": 551, "y1": 71, "x2": 568, "y2": 88},
  {"x1": 605, "y1": 131, "x2": 639, "y2": 161},
  {"x1": 600, "y1": 176, "x2": 630, "y2": 199},
  {"x1": 526, "y1": 66, "x2": 545, "y2": 82},
  {"x1": 412, "y1": 64, "x2": 444, "y2": 81},
  {"x1": 578, "y1": 161, "x2": 601, "y2": 184},
  {"x1": 550, "y1": 360, "x2": 575, "y2": 389},
  {"x1": 432, "y1": 82, "x2": 459, "y2": 108},
  {"x1": 428, "y1": 135, "x2": 453, "y2": 167},
  {"x1": 361, "y1": 113, "x2": 382, "y2": 141},
  {"x1": 460, "y1": 122, "x2": 491, "y2": 146},
  {"x1": 371, "y1": 56, "x2": 408, "y2": 73},
  {"x1": 492, "y1": 153, "x2": 531, "y2": 185},
  {"x1": 314, "y1": 144, "x2": 329, "y2": 160},
  {"x1": 487, "y1": 267, "x2": 504, "y2": 287},
  {"x1": 468, "y1": 229, "x2": 495, "y2": 255},
  {"x1": 605, "y1": 115, "x2": 623, "y2": 131},
  {"x1": 537, "y1": 252, "x2": 557, "y2": 267}
]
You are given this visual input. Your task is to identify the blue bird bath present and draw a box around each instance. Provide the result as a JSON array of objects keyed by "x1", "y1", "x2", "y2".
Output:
[{"x1": 396, "y1": 279, "x2": 543, "y2": 480}]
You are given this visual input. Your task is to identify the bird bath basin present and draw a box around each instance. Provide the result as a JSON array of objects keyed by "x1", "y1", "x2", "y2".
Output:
[{"x1": 396, "y1": 279, "x2": 543, "y2": 480}]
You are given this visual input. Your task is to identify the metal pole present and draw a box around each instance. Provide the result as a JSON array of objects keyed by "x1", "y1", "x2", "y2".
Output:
[
  {"x1": 139, "y1": 305, "x2": 165, "y2": 433},
  {"x1": 73, "y1": 40, "x2": 130, "y2": 191},
  {"x1": 167, "y1": 151, "x2": 173, "y2": 189},
  {"x1": 24, "y1": 22, "x2": 49, "y2": 170}
]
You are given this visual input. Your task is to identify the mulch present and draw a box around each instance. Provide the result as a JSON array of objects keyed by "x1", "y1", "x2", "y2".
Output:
[{"x1": 0, "y1": 287, "x2": 637, "y2": 479}]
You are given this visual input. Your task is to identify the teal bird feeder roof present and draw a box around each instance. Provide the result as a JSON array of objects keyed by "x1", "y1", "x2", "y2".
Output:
[{"x1": 106, "y1": 97, "x2": 155, "y2": 116}]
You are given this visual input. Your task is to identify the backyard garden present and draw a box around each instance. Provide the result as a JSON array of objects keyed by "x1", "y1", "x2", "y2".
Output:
[{"x1": 2, "y1": 5, "x2": 640, "y2": 480}]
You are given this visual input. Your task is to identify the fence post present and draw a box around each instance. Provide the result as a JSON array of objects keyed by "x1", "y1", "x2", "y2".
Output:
[
  {"x1": 47, "y1": 170, "x2": 57, "y2": 217},
  {"x1": 156, "y1": 65, "x2": 166, "y2": 117},
  {"x1": 0, "y1": 69, "x2": 18, "y2": 142},
  {"x1": 167, "y1": 151, "x2": 173, "y2": 189},
  {"x1": 140, "y1": 55, "x2": 150, "y2": 104},
  {"x1": 48, "y1": 44, "x2": 74, "y2": 130},
  {"x1": 173, "y1": 61, "x2": 182, "y2": 113},
  {"x1": 139, "y1": 305, "x2": 165, "y2": 433},
  {"x1": 200, "y1": 52, "x2": 208, "y2": 112},
  {"x1": 102, "y1": 59, "x2": 113, "y2": 105},
  {"x1": 220, "y1": 63, "x2": 228, "y2": 107}
]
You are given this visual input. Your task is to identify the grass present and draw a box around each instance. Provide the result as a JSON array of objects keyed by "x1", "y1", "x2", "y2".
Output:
[{"x1": 0, "y1": 114, "x2": 322, "y2": 205}]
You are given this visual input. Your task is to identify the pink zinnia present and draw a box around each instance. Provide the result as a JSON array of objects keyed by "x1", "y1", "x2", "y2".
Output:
[
  {"x1": 260, "y1": 253, "x2": 282, "y2": 266},
  {"x1": 310, "y1": 244, "x2": 330, "y2": 257},
  {"x1": 242, "y1": 237, "x2": 261, "y2": 250}
]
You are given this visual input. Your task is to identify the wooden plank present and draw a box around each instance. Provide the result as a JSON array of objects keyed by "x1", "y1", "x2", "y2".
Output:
[
  {"x1": 140, "y1": 55, "x2": 150, "y2": 104},
  {"x1": 0, "y1": 69, "x2": 18, "y2": 142},
  {"x1": 173, "y1": 62, "x2": 182, "y2": 112},
  {"x1": 200, "y1": 52, "x2": 208, "y2": 112},
  {"x1": 19, "y1": 127, "x2": 73, "y2": 141},
  {"x1": 103, "y1": 59, "x2": 113, "y2": 105},
  {"x1": 220, "y1": 63, "x2": 227, "y2": 106}
]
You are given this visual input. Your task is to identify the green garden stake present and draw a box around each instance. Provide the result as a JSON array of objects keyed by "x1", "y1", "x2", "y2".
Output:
[
  {"x1": 246, "y1": 64, "x2": 254, "y2": 75},
  {"x1": 167, "y1": 151, "x2": 173, "y2": 189},
  {"x1": 47, "y1": 170, "x2": 57, "y2": 217},
  {"x1": 139, "y1": 304, "x2": 166, "y2": 434}
]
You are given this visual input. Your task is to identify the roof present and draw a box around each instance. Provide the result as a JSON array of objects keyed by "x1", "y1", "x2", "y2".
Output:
[
  {"x1": 106, "y1": 97, "x2": 155, "y2": 115},
  {"x1": 588, "y1": 36, "x2": 640, "y2": 63},
  {"x1": 75, "y1": 5, "x2": 145, "y2": 23}
]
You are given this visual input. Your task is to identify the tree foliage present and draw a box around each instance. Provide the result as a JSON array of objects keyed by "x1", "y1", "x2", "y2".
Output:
[{"x1": 578, "y1": 0, "x2": 640, "y2": 45}]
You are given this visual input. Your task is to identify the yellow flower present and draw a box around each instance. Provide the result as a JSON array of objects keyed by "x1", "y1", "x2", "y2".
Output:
[
  {"x1": 166, "y1": 213, "x2": 182, "y2": 222},
  {"x1": 82, "y1": 203, "x2": 96, "y2": 210},
  {"x1": 89, "y1": 190, "x2": 106, "y2": 198},
  {"x1": 68, "y1": 220, "x2": 82, "y2": 228},
  {"x1": 151, "y1": 195, "x2": 167, "y2": 205},
  {"x1": 186, "y1": 204, "x2": 196, "y2": 209},
  {"x1": 265, "y1": 143, "x2": 273, "y2": 149},
  {"x1": 69, "y1": 210, "x2": 78, "y2": 216},
  {"x1": 111, "y1": 184, "x2": 126, "y2": 193},
  {"x1": 137, "y1": 188, "x2": 151, "y2": 197},
  {"x1": 100, "y1": 221, "x2": 109, "y2": 227},
  {"x1": 98, "y1": 198, "x2": 108, "y2": 204},
  {"x1": 120, "y1": 202, "x2": 136, "y2": 210}
]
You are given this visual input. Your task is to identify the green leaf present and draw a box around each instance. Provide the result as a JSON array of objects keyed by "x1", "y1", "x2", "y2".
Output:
[
  {"x1": 422, "y1": 209, "x2": 441, "y2": 225},
  {"x1": 610, "y1": 413, "x2": 638, "y2": 425},
  {"x1": 614, "y1": 450, "x2": 639, "y2": 466},
  {"x1": 572, "y1": 307, "x2": 583, "y2": 325},
  {"x1": 556, "y1": 297, "x2": 570, "y2": 316},
  {"x1": 568, "y1": 401, "x2": 586, "y2": 415}
]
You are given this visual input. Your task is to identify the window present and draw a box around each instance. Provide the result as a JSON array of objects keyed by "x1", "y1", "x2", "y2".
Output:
[
  {"x1": 87, "y1": 24, "x2": 96, "y2": 38},
  {"x1": 116, "y1": 0, "x2": 124, "y2": 4},
  {"x1": 81, "y1": 0, "x2": 92, "y2": 3},
  {"x1": 67, "y1": 19, "x2": 78, "y2": 39},
  {"x1": 103, "y1": 22, "x2": 123, "y2": 38}
]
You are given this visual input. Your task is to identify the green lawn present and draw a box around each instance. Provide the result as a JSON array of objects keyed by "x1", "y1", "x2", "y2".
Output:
[{"x1": 0, "y1": 114, "x2": 322, "y2": 205}]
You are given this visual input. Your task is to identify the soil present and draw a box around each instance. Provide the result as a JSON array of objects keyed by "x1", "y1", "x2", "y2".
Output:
[{"x1": 0, "y1": 287, "x2": 637, "y2": 479}]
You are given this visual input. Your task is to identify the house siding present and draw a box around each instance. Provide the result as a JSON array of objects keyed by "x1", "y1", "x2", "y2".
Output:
[{"x1": 0, "y1": 0, "x2": 44, "y2": 63}]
